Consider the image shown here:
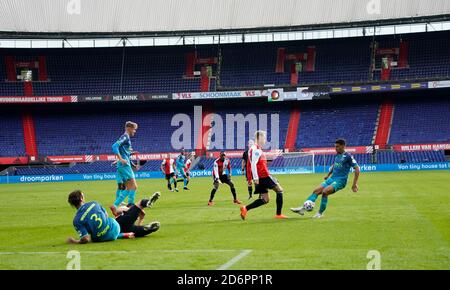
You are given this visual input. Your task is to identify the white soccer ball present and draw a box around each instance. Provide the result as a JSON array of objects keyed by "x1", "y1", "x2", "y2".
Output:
[{"x1": 303, "y1": 200, "x2": 315, "y2": 212}]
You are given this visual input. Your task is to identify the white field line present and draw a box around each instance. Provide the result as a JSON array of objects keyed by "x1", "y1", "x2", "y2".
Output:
[{"x1": 216, "y1": 249, "x2": 252, "y2": 270}]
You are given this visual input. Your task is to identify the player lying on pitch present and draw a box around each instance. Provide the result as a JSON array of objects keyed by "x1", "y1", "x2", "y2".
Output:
[
  {"x1": 240, "y1": 131, "x2": 288, "y2": 220},
  {"x1": 67, "y1": 190, "x2": 160, "y2": 244},
  {"x1": 208, "y1": 151, "x2": 241, "y2": 206},
  {"x1": 290, "y1": 138, "x2": 360, "y2": 218}
]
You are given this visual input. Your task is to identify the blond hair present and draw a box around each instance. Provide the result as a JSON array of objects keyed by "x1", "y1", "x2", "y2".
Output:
[
  {"x1": 255, "y1": 130, "x2": 266, "y2": 140},
  {"x1": 125, "y1": 121, "x2": 138, "y2": 129}
]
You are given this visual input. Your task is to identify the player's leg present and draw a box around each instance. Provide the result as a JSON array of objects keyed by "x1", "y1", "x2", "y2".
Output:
[
  {"x1": 245, "y1": 170, "x2": 253, "y2": 199},
  {"x1": 171, "y1": 173, "x2": 179, "y2": 192},
  {"x1": 165, "y1": 174, "x2": 173, "y2": 191},
  {"x1": 247, "y1": 180, "x2": 253, "y2": 199},
  {"x1": 116, "y1": 193, "x2": 160, "y2": 231},
  {"x1": 128, "y1": 221, "x2": 160, "y2": 237},
  {"x1": 116, "y1": 182, "x2": 125, "y2": 199},
  {"x1": 112, "y1": 168, "x2": 129, "y2": 208},
  {"x1": 240, "y1": 183, "x2": 269, "y2": 220},
  {"x1": 224, "y1": 178, "x2": 241, "y2": 204},
  {"x1": 183, "y1": 172, "x2": 190, "y2": 190},
  {"x1": 124, "y1": 178, "x2": 138, "y2": 206},
  {"x1": 208, "y1": 180, "x2": 220, "y2": 206},
  {"x1": 314, "y1": 180, "x2": 345, "y2": 218},
  {"x1": 314, "y1": 185, "x2": 335, "y2": 218},
  {"x1": 271, "y1": 180, "x2": 287, "y2": 219},
  {"x1": 291, "y1": 182, "x2": 327, "y2": 215}
]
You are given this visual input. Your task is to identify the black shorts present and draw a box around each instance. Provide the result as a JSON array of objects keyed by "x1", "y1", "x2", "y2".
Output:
[
  {"x1": 254, "y1": 175, "x2": 278, "y2": 194},
  {"x1": 214, "y1": 175, "x2": 231, "y2": 184},
  {"x1": 165, "y1": 173, "x2": 175, "y2": 180}
]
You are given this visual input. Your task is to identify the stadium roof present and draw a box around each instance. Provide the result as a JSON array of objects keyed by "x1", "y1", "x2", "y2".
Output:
[{"x1": 0, "y1": 0, "x2": 450, "y2": 38}]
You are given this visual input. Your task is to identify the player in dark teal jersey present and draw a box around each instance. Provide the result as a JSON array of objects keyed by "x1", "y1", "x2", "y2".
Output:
[
  {"x1": 291, "y1": 139, "x2": 360, "y2": 218},
  {"x1": 111, "y1": 121, "x2": 139, "y2": 209},
  {"x1": 67, "y1": 190, "x2": 160, "y2": 244},
  {"x1": 175, "y1": 149, "x2": 190, "y2": 190}
]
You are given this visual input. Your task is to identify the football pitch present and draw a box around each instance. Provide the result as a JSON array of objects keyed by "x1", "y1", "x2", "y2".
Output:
[{"x1": 0, "y1": 171, "x2": 449, "y2": 270}]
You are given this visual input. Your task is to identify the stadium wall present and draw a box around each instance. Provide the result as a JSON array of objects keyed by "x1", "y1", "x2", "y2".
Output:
[{"x1": 1, "y1": 162, "x2": 449, "y2": 184}]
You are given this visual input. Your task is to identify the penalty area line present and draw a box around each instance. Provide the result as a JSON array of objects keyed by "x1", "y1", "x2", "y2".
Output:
[{"x1": 216, "y1": 249, "x2": 252, "y2": 270}]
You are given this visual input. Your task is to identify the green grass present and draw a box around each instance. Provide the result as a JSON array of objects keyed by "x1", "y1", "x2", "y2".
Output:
[{"x1": 0, "y1": 171, "x2": 449, "y2": 269}]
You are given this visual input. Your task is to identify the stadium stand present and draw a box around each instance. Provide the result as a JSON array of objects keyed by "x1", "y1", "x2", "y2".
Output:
[
  {"x1": 33, "y1": 108, "x2": 195, "y2": 156},
  {"x1": 1, "y1": 31, "x2": 450, "y2": 96},
  {"x1": 296, "y1": 102, "x2": 379, "y2": 148},
  {"x1": 389, "y1": 99, "x2": 450, "y2": 144},
  {"x1": 0, "y1": 113, "x2": 26, "y2": 157}
]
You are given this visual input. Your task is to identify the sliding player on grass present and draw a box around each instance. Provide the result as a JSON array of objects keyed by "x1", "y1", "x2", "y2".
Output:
[
  {"x1": 161, "y1": 157, "x2": 179, "y2": 192},
  {"x1": 111, "y1": 121, "x2": 139, "y2": 210},
  {"x1": 240, "y1": 131, "x2": 288, "y2": 220},
  {"x1": 67, "y1": 190, "x2": 160, "y2": 244},
  {"x1": 290, "y1": 138, "x2": 360, "y2": 218},
  {"x1": 208, "y1": 151, "x2": 241, "y2": 206}
]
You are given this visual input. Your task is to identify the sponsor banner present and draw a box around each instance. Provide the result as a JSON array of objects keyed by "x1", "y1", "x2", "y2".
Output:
[
  {"x1": 172, "y1": 90, "x2": 262, "y2": 100},
  {"x1": 78, "y1": 94, "x2": 171, "y2": 102},
  {"x1": 267, "y1": 87, "x2": 330, "y2": 102},
  {"x1": 46, "y1": 152, "x2": 187, "y2": 163},
  {"x1": 428, "y1": 80, "x2": 450, "y2": 89},
  {"x1": 0, "y1": 96, "x2": 77, "y2": 103},
  {"x1": 392, "y1": 143, "x2": 450, "y2": 152},
  {"x1": 2, "y1": 162, "x2": 449, "y2": 183},
  {"x1": 302, "y1": 146, "x2": 376, "y2": 154},
  {"x1": 206, "y1": 150, "x2": 283, "y2": 159},
  {"x1": 329, "y1": 82, "x2": 428, "y2": 94}
]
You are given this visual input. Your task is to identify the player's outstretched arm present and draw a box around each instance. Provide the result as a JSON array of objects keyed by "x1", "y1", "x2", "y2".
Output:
[
  {"x1": 67, "y1": 235, "x2": 90, "y2": 244},
  {"x1": 352, "y1": 166, "x2": 360, "y2": 192}
]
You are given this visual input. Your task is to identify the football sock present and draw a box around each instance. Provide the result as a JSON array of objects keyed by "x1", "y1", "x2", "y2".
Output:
[
  {"x1": 115, "y1": 189, "x2": 122, "y2": 200},
  {"x1": 209, "y1": 188, "x2": 217, "y2": 202},
  {"x1": 246, "y1": 198, "x2": 266, "y2": 211},
  {"x1": 173, "y1": 179, "x2": 178, "y2": 188},
  {"x1": 307, "y1": 193, "x2": 319, "y2": 203},
  {"x1": 184, "y1": 178, "x2": 188, "y2": 187},
  {"x1": 127, "y1": 190, "x2": 136, "y2": 205},
  {"x1": 231, "y1": 187, "x2": 237, "y2": 200},
  {"x1": 114, "y1": 190, "x2": 128, "y2": 207},
  {"x1": 276, "y1": 192, "x2": 283, "y2": 215},
  {"x1": 319, "y1": 196, "x2": 328, "y2": 213},
  {"x1": 167, "y1": 182, "x2": 172, "y2": 190},
  {"x1": 247, "y1": 186, "x2": 253, "y2": 196}
]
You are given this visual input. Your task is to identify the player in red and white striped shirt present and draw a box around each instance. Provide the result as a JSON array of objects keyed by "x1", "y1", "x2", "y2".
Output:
[
  {"x1": 161, "y1": 157, "x2": 178, "y2": 192},
  {"x1": 240, "y1": 131, "x2": 288, "y2": 220},
  {"x1": 208, "y1": 151, "x2": 241, "y2": 206}
]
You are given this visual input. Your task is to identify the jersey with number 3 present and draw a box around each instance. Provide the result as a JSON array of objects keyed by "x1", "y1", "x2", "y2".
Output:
[{"x1": 72, "y1": 201, "x2": 116, "y2": 242}]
